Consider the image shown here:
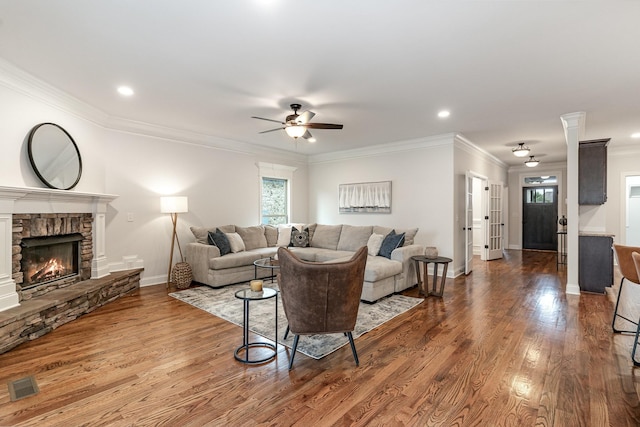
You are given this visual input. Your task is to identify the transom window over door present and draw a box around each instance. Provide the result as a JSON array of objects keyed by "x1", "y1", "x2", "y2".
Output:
[{"x1": 261, "y1": 177, "x2": 288, "y2": 225}]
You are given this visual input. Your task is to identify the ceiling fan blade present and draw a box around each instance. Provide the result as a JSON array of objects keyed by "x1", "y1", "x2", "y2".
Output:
[
  {"x1": 258, "y1": 127, "x2": 284, "y2": 134},
  {"x1": 302, "y1": 130, "x2": 313, "y2": 140},
  {"x1": 295, "y1": 110, "x2": 316, "y2": 124},
  {"x1": 304, "y1": 123, "x2": 344, "y2": 130},
  {"x1": 252, "y1": 116, "x2": 285, "y2": 125}
]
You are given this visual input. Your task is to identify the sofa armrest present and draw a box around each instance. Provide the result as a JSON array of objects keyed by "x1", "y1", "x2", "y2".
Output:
[
  {"x1": 391, "y1": 244, "x2": 427, "y2": 291},
  {"x1": 185, "y1": 242, "x2": 220, "y2": 284},
  {"x1": 391, "y1": 244, "x2": 425, "y2": 263}
]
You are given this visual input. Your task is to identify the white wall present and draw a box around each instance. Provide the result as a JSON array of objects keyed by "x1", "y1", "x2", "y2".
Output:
[
  {"x1": 308, "y1": 135, "x2": 455, "y2": 258},
  {"x1": 0, "y1": 67, "x2": 308, "y2": 286}
]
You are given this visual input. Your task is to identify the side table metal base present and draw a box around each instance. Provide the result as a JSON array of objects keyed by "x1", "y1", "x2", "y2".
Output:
[
  {"x1": 234, "y1": 342, "x2": 277, "y2": 364},
  {"x1": 234, "y1": 288, "x2": 278, "y2": 365}
]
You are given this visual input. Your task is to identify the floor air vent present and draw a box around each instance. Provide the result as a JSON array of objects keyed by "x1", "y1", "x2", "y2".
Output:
[{"x1": 8, "y1": 376, "x2": 39, "y2": 401}]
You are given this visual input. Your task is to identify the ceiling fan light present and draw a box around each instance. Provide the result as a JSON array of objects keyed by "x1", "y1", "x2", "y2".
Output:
[
  {"x1": 525, "y1": 156, "x2": 539, "y2": 167},
  {"x1": 285, "y1": 125, "x2": 306, "y2": 139},
  {"x1": 512, "y1": 142, "x2": 530, "y2": 157}
]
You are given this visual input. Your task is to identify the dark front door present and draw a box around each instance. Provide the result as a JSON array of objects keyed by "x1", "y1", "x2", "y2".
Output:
[{"x1": 523, "y1": 186, "x2": 558, "y2": 251}]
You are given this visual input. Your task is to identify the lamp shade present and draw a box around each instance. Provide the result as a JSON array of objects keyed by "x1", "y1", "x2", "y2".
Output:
[
  {"x1": 160, "y1": 196, "x2": 188, "y2": 213},
  {"x1": 285, "y1": 125, "x2": 306, "y2": 138}
]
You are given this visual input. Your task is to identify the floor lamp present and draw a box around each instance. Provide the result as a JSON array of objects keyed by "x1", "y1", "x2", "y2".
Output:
[{"x1": 161, "y1": 196, "x2": 188, "y2": 289}]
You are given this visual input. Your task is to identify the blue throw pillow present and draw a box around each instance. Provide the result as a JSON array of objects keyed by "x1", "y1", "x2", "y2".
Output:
[
  {"x1": 378, "y1": 230, "x2": 405, "y2": 259},
  {"x1": 208, "y1": 228, "x2": 231, "y2": 256}
]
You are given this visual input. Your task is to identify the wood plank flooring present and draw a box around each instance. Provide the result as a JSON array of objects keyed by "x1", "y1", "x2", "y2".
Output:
[{"x1": 1, "y1": 250, "x2": 639, "y2": 426}]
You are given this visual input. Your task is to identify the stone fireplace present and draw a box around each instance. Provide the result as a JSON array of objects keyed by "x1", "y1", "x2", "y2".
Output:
[
  {"x1": 0, "y1": 186, "x2": 143, "y2": 354},
  {"x1": 13, "y1": 213, "x2": 93, "y2": 301},
  {"x1": 0, "y1": 186, "x2": 116, "y2": 311}
]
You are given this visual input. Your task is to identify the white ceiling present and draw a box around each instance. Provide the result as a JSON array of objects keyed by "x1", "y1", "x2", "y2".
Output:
[{"x1": 1, "y1": 1, "x2": 639, "y2": 166}]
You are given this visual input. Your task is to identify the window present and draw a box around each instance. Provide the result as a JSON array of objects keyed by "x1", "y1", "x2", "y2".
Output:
[
  {"x1": 525, "y1": 187, "x2": 554, "y2": 204},
  {"x1": 258, "y1": 162, "x2": 297, "y2": 226},
  {"x1": 261, "y1": 177, "x2": 288, "y2": 225}
]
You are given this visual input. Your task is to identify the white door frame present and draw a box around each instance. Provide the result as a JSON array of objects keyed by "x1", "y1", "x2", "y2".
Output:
[
  {"x1": 465, "y1": 171, "x2": 489, "y2": 273},
  {"x1": 620, "y1": 172, "x2": 640, "y2": 245}
]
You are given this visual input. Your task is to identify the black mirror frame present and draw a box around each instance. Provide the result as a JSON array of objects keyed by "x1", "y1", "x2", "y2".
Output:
[{"x1": 27, "y1": 122, "x2": 83, "y2": 190}]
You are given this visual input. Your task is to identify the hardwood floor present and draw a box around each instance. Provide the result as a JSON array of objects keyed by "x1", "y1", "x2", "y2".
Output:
[{"x1": 1, "y1": 250, "x2": 639, "y2": 426}]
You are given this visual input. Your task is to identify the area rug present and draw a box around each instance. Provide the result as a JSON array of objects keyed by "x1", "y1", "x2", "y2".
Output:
[{"x1": 170, "y1": 283, "x2": 422, "y2": 359}]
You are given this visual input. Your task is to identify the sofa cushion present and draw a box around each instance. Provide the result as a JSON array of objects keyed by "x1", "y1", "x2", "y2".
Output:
[
  {"x1": 290, "y1": 226, "x2": 310, "y2": 247},
  {"x1": 379, "y1": 231, "x2": 406, "y2": 259},
  {"x1": 191, "y1": 224, "x2": 235, "y2": 244},
  {"x1": 210, "y1": 251, "x2": 263, "y2": 269},
  {"x1": 373, "y1": 226, "x2": 418, "y2": 246},
  {"x1": 236, "y1": 225, "x2": 267, "y2": 250},
  {"x1": 264, "y1": 225, "x2": 278, "y2": 247},
  {"x1": 226, "y1": 232, "x2": 246, "y2": 253},
  {"x1": 337, "y1": 225, "x2": 373, "y2": 251},
  {"x1": 362, "y1": 256, "x2": 403, "y2": 282},
  {"x1": 314, "y1": 249, "x2": 355, "y2": 262},
  {"x1": 276, "y1": 225, "x2": 292, "y2": 247},
  {"x1": 311, "y1": 224, "x2": 343, "y2": 250},
  {"x1": 367, "y1": 233, "x2": 385, "y2": 256},
  {"x1": 208, "y1": 229, "x2": 232, "y2": 256}
]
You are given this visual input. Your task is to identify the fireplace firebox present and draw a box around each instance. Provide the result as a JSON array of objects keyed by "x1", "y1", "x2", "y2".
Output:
[{"x1": 20, "y1": 234, "x2": 83, "y2": 290}]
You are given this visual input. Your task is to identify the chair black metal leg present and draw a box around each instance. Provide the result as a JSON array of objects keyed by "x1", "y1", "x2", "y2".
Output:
[
  {"x1": 613, "y1": 277, "x2": 627, "y2": 332},
  {"x1": 632, "y1": 318, "x2": 640, "y2": 367},
  {"x1": 612, "y1": 278, "x2": 639, "y2": 333},
  {"x1": 347, "y1": 332, "x2": 359, "y2": 366},
  {"x1": 284, "y1": 325, "x2": 290, "y2": 340},
  {"x1": 289, "y1": 335, "x2": 299, "y2": 370}
]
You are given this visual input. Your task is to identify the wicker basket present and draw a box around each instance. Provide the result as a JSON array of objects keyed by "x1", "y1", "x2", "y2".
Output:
[{"x1": 171, "y1": 262, "x2": 193, "y2": 289}]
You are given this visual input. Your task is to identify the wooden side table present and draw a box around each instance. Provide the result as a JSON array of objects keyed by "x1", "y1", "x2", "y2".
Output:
[{"x1": 411, "y1": 255, "x2": 452, "y2": 297}]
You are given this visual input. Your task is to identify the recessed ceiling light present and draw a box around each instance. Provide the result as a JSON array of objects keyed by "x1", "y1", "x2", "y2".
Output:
[
  {"x1": 437, "y1": 110, "x2": 450, "y2": 118},
  {"x1": 307, "y1": 137, "x2": 317, "y2": 143},
  {"x1": 632, "y1": 132, "x2": 640, "y2": 139},
  {"x1": 117, "y1": 86, "x2": 134, "y2": 97}
]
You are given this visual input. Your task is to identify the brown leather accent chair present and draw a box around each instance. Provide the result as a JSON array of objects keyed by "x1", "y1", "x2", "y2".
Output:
[
  {"x1": 277, "y1": 246, "x2": 368, "y2": 370},
  {"x1": 612, "y1": 244, "x2": 640, "y2": 366}
]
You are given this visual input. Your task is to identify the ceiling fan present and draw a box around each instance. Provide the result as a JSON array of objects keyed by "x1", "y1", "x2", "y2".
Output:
[{"x1": 252, "y1": 103, "x2": 343, "y2": 141}]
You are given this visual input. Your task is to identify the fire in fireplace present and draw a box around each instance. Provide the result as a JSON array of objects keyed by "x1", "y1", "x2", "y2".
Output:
[{"x1": 20, "y1": 234, "x2": 82, "y2": 289}]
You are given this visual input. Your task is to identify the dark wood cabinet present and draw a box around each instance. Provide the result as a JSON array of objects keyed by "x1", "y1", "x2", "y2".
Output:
[
  {"x1": 578, "y1": 235, "x2": 613, "y2": 294},
  {"x1": 579, "y1": 138, "x2": 609, "y2": 205}
]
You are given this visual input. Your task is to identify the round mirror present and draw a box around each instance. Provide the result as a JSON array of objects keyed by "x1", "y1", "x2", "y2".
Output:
[{"x1": 27, "y1": 123, "x2": 82, "y2": 190}]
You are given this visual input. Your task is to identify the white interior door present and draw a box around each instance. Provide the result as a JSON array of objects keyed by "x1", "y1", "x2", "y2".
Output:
[
  {"x1": 486, "y1": 181, "x2": 504, "y2": 260},
  {"x1": 465, "y1": 173, "x2": 474, "y2": 274}
]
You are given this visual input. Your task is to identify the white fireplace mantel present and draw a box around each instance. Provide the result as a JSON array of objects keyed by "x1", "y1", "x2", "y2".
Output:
[{"x1": 0, "y1": 186, "x2": 118, "y2": 312}]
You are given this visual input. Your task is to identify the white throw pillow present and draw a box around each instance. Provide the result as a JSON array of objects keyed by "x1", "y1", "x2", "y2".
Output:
[
  {"x1": 226, "y1": 232, "x2": 246, "y2": 253},
  {"x1": 367, "y1": 233, "x2": 385, "y2": 256},
  {"x1": 276, "y1": 225, "x2": 292, "y2": 247}
]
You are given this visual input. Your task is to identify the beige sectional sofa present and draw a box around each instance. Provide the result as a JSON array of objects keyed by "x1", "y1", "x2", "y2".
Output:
[{"x1": 185, "y1": 223, "x2": 425, "y2": 302}]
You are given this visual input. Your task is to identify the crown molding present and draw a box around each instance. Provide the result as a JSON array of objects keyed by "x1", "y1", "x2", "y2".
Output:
[
  {"x1": 0, "y1": 58, "x2": 109, "y2": 125},
  {"x1": 0, "y1": 58, "x2": 307, "y2": 163},
  {"x1": 307, "y1": 133, "x2": 456, "y2": 164},
  {"x1": 105, "y1": 116, "x2": 308, "y2": 163},
  {"x1": 508, "y1": 160, "x2": 566, "y2": 173},
  {"x1": 453, "y1": 133, "x2": 508, "y2": 168}
]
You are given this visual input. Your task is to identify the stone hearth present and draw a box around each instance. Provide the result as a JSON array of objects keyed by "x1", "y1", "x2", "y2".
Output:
[{"x1": 0, "y1": 186, "x2": 143, "y2": 354}]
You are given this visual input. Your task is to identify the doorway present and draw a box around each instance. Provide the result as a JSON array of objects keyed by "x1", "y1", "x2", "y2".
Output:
[
  {"x1": 626, "y1": 175, "x2": 640, "y2": 246},
  {"x1": 522, "y1": 186, "x2": 558, "y2": 251}
]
